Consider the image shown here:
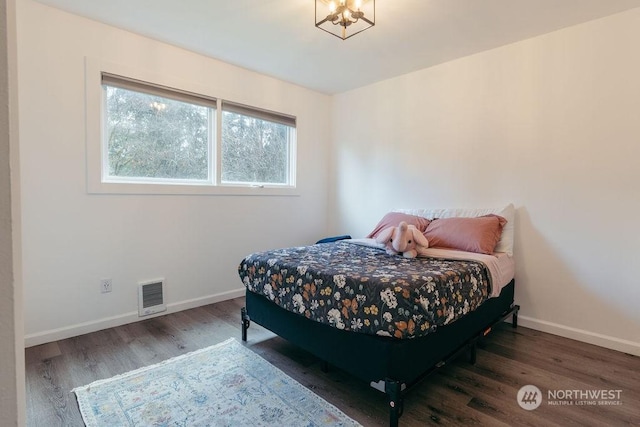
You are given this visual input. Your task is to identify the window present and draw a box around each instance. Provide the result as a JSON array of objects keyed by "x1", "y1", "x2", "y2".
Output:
[
  {"x1": 221, "y1": 101, "x2": 296, "y2": 187},
  {"x1": 91, "y1": 69, "x2": 297, "y2": 194},
  {"x1": 102, "y1": 74, "x2": 215, "y2": 184}
]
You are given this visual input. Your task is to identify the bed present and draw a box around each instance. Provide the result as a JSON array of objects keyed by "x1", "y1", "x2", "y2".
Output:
[{"x1": 238, "y1": 205, "x2": 519, "y2": 426}]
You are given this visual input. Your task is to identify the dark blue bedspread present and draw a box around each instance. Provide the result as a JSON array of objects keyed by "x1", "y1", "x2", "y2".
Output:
[{"x1": 238, "y1": 242, "x2": 490, "y2": 339}]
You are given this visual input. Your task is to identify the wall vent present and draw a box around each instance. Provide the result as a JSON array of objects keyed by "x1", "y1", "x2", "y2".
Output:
[{"x1": 138, "y1": 279, "x2": 166, "y2": 317}]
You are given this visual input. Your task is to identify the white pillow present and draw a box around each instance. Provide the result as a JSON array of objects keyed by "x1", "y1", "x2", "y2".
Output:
[{"x1": 396, "y1": 204, "x2": 515, "y2": 256}]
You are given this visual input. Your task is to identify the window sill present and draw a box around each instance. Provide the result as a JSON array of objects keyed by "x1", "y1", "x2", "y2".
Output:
[{"x1": 87, "y1": 181, "x2": 299, "y2": 196}]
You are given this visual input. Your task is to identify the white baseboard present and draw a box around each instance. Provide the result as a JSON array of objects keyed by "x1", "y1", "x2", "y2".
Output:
[
  {"x1": 24, "y1": 288, "x2": 246, "y2": 348},
  {"x1": 26, "y1": 295, "x2": 640, "y2": 357},
  {"x1": 516, "y1": 315, "x2": 640, "y2": 357}
]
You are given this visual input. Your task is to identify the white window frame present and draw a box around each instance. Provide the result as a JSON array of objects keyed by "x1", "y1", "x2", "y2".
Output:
[{"x1": 85, "y1": 58, "x2": 298, "y2": 196}]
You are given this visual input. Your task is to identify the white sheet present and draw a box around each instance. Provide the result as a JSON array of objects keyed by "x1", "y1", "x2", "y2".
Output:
[{"x1": 344, "y1": 238, "x2": 515, "y2": 298}]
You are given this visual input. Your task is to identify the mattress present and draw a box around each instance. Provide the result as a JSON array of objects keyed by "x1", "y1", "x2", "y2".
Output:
[{"x1": 238, "y1": 241, "x2": 509, "y2": 339}]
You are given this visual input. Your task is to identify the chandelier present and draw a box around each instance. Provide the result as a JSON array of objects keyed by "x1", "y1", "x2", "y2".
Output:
[{"x1": 315, "y1": 0, "x2": 375, "y2": 40}]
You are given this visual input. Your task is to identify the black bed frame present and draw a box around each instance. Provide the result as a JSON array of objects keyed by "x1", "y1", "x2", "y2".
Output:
[{"x1": 241, "y1": 280, "x2": 519, "y2": 426}]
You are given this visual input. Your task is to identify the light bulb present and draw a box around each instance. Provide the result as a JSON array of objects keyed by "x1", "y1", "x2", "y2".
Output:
[
  {"x1": 329, "y1": 1, "x2": 336, "y2": 12},
  {"x1": 355, "y1": 0, "x2": 362, "y2": 9}
]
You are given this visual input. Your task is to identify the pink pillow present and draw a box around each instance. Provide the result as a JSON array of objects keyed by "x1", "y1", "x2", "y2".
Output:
[
  {"x1": 422, "y1": 214, "x2": 507, "y2": 254},
  {"x1": 366, "y1": 212, "x2": 431, "y2": 239}
]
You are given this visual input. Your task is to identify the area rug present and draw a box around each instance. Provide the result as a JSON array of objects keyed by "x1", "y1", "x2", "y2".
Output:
[{"x1": 73, "y1": 338, "x2": 361, "y2": 426}]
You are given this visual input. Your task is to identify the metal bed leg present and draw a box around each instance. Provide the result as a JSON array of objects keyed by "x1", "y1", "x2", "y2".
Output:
[
  {"x1": 385, "y1": 379, "x2": 403, "y2": 427},
  {"x1": 512, "y1": 305, "x2": 520, "y2": 328},
  {"x1": 241, "y1": 307, "x2": 250, "y2": 342}
]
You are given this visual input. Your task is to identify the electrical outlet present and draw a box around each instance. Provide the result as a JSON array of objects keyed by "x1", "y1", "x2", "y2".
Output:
[{"x1": 100, "y1": 278, "x2": 112, "y2": 293}]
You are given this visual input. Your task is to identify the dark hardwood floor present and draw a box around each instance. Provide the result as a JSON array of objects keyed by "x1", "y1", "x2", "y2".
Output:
[{"x1": 25, "y1": 297, "x2": 640, "y2": 426}]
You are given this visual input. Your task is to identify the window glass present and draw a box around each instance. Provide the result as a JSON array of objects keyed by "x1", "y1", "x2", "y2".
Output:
[
  {"x1": 95, "y1": 71, "x2": 296, "y2": 193},
  {"x1": 221, "y1": 110, "x2": 293, "y2": 186},
  {"x1": 104, "y1": 85, "x2": 211, "y2": 182}
]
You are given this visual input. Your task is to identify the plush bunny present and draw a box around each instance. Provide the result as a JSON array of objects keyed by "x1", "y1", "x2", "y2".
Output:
[{"x1": 375, "y1": 221, "x2": 429, "y2": 258}]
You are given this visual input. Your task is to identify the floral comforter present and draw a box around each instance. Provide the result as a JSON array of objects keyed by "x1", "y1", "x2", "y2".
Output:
[{"x1": 238, "y1": 241, "x2": 491, "y2": 339}]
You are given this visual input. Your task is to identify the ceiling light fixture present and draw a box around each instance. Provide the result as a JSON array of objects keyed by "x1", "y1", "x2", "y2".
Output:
[{"x1": 315, "y1": 0, "x2": 375, "y2": 40}]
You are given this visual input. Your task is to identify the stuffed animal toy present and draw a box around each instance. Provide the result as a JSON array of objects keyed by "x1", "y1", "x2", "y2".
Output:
[{"x1": 375, "y1": 221, "x2": 429, "y2": 258}]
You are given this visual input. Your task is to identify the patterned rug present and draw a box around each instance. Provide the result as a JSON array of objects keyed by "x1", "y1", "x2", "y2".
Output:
[{"x1": 73, "y1": 338, "x2": 361, "y2": 426}]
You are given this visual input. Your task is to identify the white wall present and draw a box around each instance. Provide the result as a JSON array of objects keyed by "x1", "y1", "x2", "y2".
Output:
[
  {"x1": 330, "y1": 9, "x2": 640, "y2": 355},
  {"x1": 1, "y1": 0, "x2": 25, "y2": 423},
  {"x1": 17, "y1": 1, "x2": 331, "y2": 345},
  {"x1": 17, "y1": 0, "x2": 640, "y2": 358}
]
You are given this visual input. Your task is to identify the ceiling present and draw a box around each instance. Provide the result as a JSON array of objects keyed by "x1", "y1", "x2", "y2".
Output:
[{"x1": 34, "y1": 0, "x2": 640, "y2": 94}]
